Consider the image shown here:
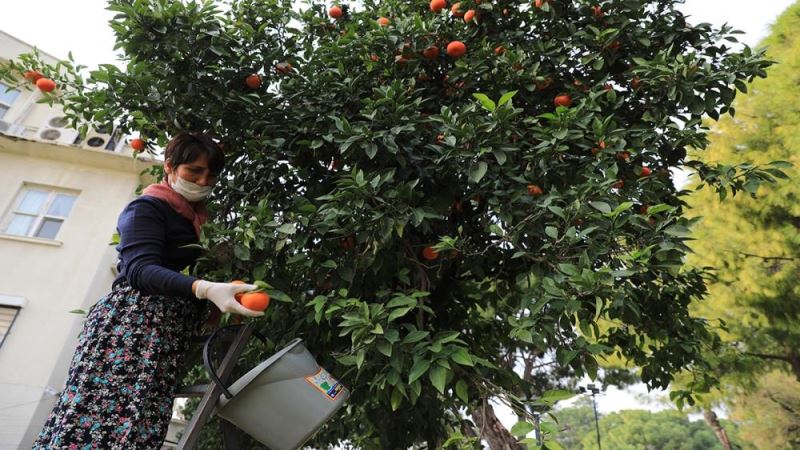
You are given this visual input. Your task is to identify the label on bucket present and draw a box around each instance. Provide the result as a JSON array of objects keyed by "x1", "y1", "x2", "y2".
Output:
[{"x1": 305, "y1": 368, "x2": 345, "y2": 401}]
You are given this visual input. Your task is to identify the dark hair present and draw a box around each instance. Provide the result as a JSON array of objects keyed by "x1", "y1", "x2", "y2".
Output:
[{"x1": 164, "y1": 132, "x2": 225, "y2": 175}]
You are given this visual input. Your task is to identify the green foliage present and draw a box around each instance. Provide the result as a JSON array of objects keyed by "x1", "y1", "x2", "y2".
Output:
[
  {"x1": 729, "y1": 371, "x2": 800, "y2": 449},
  {"x1": 577, "y1": 409, "x2": 751, "y2": 450},
  {"x1": 0, "y1": 0, "x2": 792, "y2": 447},
  {"x1": 682, "y1": 0, "x2": 800, "y2": 424}
]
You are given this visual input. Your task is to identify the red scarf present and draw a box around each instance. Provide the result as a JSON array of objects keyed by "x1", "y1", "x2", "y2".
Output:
[{"x1": 142, "y1": 180, "x2": 208, "y2": 238}]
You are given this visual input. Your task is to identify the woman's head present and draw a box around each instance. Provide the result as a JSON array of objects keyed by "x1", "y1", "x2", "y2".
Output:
[{"x1": 163, "y1": 132, "x2": 225, "y2": 201}]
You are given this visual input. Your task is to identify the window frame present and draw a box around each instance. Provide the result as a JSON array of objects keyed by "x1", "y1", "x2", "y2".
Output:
[
  {"x1": 0, "y1": 81, "x2": 21, "y2": 119},
  {"x1": 1, "y1": 185, "x2": 79, "y2": 241},
  {"x1": 0, "y1": 295, "x2": 25, "y2": 350}
]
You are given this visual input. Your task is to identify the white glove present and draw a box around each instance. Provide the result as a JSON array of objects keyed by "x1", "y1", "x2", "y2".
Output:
[{"x1": 194, "y1": 280, "x2": 264, "y2": 317}]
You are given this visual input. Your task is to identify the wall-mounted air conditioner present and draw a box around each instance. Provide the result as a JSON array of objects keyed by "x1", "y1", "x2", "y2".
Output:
[{"x1": 37, "y1": 115, "x2": 79, "y2": 144}]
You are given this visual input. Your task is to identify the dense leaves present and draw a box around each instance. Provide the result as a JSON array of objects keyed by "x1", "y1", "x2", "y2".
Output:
[{"x1": 0, "y1": 0, "x2": 790, "y2": 448}]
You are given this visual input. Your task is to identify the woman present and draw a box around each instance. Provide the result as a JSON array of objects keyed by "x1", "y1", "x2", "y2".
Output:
[{"x1": 34, "y1": 132, "x2": 262, "y2": 449}]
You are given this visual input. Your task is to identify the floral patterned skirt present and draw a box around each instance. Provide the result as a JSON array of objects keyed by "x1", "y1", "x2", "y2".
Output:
[{"x1": 33, "y1": 281, "x2": 205, "y2": 449}]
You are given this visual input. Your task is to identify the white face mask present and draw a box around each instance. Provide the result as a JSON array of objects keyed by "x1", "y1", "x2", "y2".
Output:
[{"x1": 170, "y1": 176, "x2": 213, "y2": 202}]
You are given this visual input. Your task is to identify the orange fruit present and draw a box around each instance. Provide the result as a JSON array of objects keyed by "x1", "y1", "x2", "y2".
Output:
[
  {"x1": 422, "y1": 46, "x2": 440, "y2": 60},
  {"x1": 240, "y1": 292, "x2": 270, "y2": 311},
  {"x1": 36, "y1": 78, "x2": 56, "y2": 93},
  {"x1": 446, "y1": 41, "x2": 467, "y2": 58},
  {"x1": 608, "y1": 40, "x2": 621, "y2": 51},
  {"x1": 632, "y1": 76, "x2": 642, "y2": 90},
  {"x1": 494, "y1": 46, "x2": 506, "y2": 55},
  {"x1": 422, "y1": 246, "x2": 439, "y2": 261},
  {"x1": 370, "y1": 54, "x2": 380, "y2": 62},
  {"x1": 340, "y1": 236, "x2": 355, "y2": 249},
  {"x1": 430, "y1": 0, "x2": 446, "y2": 12},
  {"x1": 616, "y1": 151, "x2": 631, "y2": 161},
  {"x1": 377, "y1": 17, "x2": 390, "y2": 26},
  {"x1": 534, "y1": 0, "x2": 551, "y2": 8},
  {"x1": 611, "y1": 180, "x2": 624, "y2": 190},
  {"x1": 275, "y1": 62, "x2": 293, "y2": 74},
  {"x1": 640, "y1": 166, "x2": 652, "y2": 177},
  {"x1": 464, "y1": 9, "x2": 476, "y2": 22},
  {"x1": 592, "y1": 5, "x2": 603, "y2": 18},
  {"x1": 24, "y1": 70, "x2": 43, "y2": 82},
  {"x1": 328, "y1": 5, "x2": 343, "y2": 18},
  {"x1": 553, "y1": 94, "x2": 572, "y2": 107},
  {"x1": 527, "y1": 184, "x2": 544, "y2": 196},
  {"x1": 245, "y1": 74, "x2": 261, "y2": 89},
  {"x1": 450, "y1": 2, "x2": 463, "y2": 16},
  {"x1": 130, "y1": 138, "x2": 146, "y2": 152}
]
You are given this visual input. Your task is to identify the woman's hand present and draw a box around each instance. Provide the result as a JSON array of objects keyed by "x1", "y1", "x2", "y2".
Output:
[{"x1": 193, "y1": 280, "x2": 264, "y2": 317}]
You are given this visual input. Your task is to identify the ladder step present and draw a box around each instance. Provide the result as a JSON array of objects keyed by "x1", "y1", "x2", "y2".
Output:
[{"x1": 175, "y1": 384, "x2": 210, "y2": 398}]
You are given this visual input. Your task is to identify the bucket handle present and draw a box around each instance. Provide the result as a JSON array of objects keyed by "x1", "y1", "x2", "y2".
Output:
[{"x1": 203, "y1": 324, "x2": 267, "y2": 399}]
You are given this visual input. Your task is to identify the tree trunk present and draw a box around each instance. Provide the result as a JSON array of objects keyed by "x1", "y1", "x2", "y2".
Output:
[
  {"x1": 789, "y1": 351, "x2": 800, "y2": 382},
  {"x1": 468, "y1": 400, "x2": 525, "y2": 450},
  {"x1": 703, "y1": 409, "x2": 733, "y2": 450}
]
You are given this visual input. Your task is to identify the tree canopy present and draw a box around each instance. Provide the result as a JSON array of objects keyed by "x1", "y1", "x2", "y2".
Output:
[{"x1": 0, "y1": 0, "x2": 790, "y2": 448}]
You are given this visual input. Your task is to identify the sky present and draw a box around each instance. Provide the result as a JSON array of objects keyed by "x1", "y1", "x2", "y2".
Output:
[{"x1": 0, "y1": 0, "x2": 796, "y2": 431}]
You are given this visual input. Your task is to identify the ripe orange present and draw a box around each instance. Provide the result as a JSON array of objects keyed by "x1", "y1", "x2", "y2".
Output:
[
  {"x1": 377, "y1": 17, "x2": 390, "y2": 26},
  {"x1": 422, "y1": 246, "x2": 439, "y2": 261},
  {"x1": 640, "y1": 166, "x2": 652, "y2": 177},
  {"x1": 340, "y1": 236, "x2": 355, "y2": 249},
  {"x1": 328, "y1": 5, "x2": 343, "y2": 18},
  {"x1": 36, "y1": 78, "x2": 56, "y2": 93},
  {"x1": 130, "y1": 138, "x2": 146, "y2": 152},
  {"x1": 370, "y1": 54, "x2": 380, "y2": 62},
  {"x1": 245, "y1": 74, "x2": 262, "y2": 88},
  {"x1": 616, "y1": 151, "x2": 631, "y2": 161},
  {"x1": 446, "y1": 41, "x2": 467, "y2": 58},
  {"x1": 275, "y1": 62, "x2": 293, "y2": 75},
  {"x1": 534, "y1": 0, "x2": 551, "y2": 8},
  {"x1": 553, "y1": 94, "x2": 572, "y2": 107},
  {"x1": 450, "y1": 2, "x2": 463, "y2": 16},
  {"x1": 422, "y1": 46, "x2": 440, "y2": 60},
  {"x1": 494, "y1": 46, "x2": 506, "y2": 55},
  {"x1": 240, "y1": 292, "x2": 270, "y2": 311},
  {"x1": 591, "y1": 5, "x2": 603, "y2": 18},
  {"x1": 527, "y1": 184, "x2": 544, "y2": 196},
  {"x1": 24, "y1": 70, "x2": 43, "y2": 82},
  {"x1": 430, "y1": 0, "x2": 446, "y2": 12},
  {"x1": 464, "y1": 9, "x2": 476, "y2": 22}
]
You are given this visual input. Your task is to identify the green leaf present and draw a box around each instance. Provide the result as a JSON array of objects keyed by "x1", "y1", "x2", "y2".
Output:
[
  {"x1": 498, "y1": 90, "x2": 518, "y2": 107},
  {"x1": 428, "y1": 365, "x2": 448, "y2": 394},
  {"x1": 455, "y1": 379, "x2": 469, "y2": 403},
  {"x1": 403, "y1": 330, "x2": 429, "y2": 344},
  {"x1": 391, "y1": 387, "x2": 404, "y2": 411},
  {"x1": 450, "y1": 348, "x2": 474, "y2": 366},
  {"x1": 408, "y1": 358, "x2": 431, "y2": 383},
  {"x1": 377, "y1": 340, "x2": 393, "y2": 357},
  {"x1": 472, "y1": 93, "x2": 496, "y2": 112},
  {"x1": 589, "y1": 201, "x2": 611, "y2": 213},
  {"x1": 541, "y1": 389, "x2": 577, "y2": 403},
  {"x1": 545, "y1": 226, "x2": 559, "y2": 239},
  {"x1": 510, "y1": 421, "x2": 534, "y2": 437},
  {"x1": 469, "y1": 162, "x2": 488, "y2": 184},
  {"x1": 277, "y1": 223, "x2": 297, "y2": 234}
]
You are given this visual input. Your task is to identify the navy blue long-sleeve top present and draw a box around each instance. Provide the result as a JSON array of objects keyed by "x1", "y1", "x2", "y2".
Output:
[{"x1": 114, "y1": 196, "x2": 202, "y2": 298}]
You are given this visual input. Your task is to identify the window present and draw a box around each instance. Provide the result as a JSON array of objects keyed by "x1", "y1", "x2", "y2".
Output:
[
  {"x1": 0, "y1": 81, "x2": 21, "y2": 120},
  {"x1": 2, "y1": 186, "x2": 78, "y2": 240},
  {"x1": 0, "y1": 305, "x2": 21, "y2": 349}
]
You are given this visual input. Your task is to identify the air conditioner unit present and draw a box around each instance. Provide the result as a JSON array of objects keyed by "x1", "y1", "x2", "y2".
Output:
[
  {"x1": 37, "y1": 115, "x2": 79, "y2": 144},
  {"x1": 79, "y1": 126, "x2": 114, "y2": 150}
]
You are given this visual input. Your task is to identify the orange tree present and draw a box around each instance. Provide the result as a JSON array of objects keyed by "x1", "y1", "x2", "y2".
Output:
[{"x1": 1, "y1": 0, "x2": 788, "y2": 448}]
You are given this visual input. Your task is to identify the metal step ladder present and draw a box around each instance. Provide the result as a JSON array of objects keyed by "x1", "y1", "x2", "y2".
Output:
[{"x1": 173, "y1": 323, "x2": 258, "y2": 450}]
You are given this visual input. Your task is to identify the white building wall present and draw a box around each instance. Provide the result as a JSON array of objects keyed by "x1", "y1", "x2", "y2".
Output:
[{"x1": 0, "y1": 28, "x2": 159, "y2": 450}]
